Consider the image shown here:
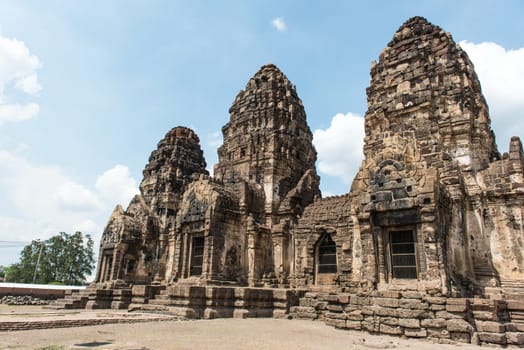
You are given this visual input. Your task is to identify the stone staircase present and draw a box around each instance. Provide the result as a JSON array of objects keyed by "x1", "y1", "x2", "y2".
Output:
[
  {"x1": 501, "y1": 280, "x2": 524, "y2": 331},
  {"x1": 46, "y1": 289, "x2": 89, "y2": 309},
  {"x1": 474, "y1": 263, "x2": 496, "y2": 279},
  {"x1": 501, "y1": 279, "x2": 524, "y2": 300},
  {"x1": 47, "y1": 286, "x2": 132, "y2": 310}
]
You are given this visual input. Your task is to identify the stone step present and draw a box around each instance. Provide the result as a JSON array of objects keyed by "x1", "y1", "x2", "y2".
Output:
[
  {"x1": 147, "y1": 299, "x2": 173, "y2": 306},
  {"x1": 128, "y1": 303, "x2": 198, "y2": 318},
  {"x1": 501, "y1": 280, "x2": 524, "y2": 288},
  {"x1": 128, "y1": 303, "x2": 170, "y2": 313},
  {"x1": 503, "y1": 292, "x2": 524, "y2": 301}
]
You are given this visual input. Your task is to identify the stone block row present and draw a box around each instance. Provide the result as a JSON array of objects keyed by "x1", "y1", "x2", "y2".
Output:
[{"x1": 290, "y1": 292, "x2": 524, "y2": 346}]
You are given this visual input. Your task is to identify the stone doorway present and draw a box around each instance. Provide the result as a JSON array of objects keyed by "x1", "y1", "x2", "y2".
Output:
[
  {"x1": 190, "y1": 236, "x2": 205, "y2": 276},
  {"x1": 315, "y1": 234, "x2": 337, "y2": 285}
]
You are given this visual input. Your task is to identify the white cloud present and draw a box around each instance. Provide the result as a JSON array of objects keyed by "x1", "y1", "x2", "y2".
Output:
[
  {"x1": 55, "y1": 181, "x2": 104, "y2": 212},
  {"x1": 272, "y1": 17, "x2": 287, "y2": 32},
  {"x1": 0, "y1": 150, "x2": 101, "y2": 222},
  {"x1": 15, "y1": 73, "x2": 41, "y2": 95},
  {"x1": 0, "y1": 102, "x2": 39, "y2": 124},
  {"x1": 0, "y1": 33, "x2": 122, "y2": 267},
  {"x1": 207, "y1": 131, "x2": 222, "y2": 148},
  {"x1": 313, "y1": 113, "x2": 365, "y2": 183},
  {"x1": 95, "y1": 164, "x2": 139, "y2": 207},
  {"x1": 0, "y1": 148, "x2": 139, "y2": 265},
  {"x1": 73, "y1": 219, "x2": 100, "y2": 235},
  {"x1": 460, "y1": 41, "x2": 524, "y2": 149},
  {"x1": 0, "y1": 34, "x2": 42, "y2": 125}
]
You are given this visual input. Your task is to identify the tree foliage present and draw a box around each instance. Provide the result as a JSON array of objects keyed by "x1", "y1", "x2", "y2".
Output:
[{"x1": 6, "y1": 232, "x2": 95, "y2": 285}]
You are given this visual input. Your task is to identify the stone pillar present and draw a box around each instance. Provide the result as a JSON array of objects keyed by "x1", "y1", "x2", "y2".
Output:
[
  {"x1": 98, "y1": 255, "x2": 107, "y2": 283},
  {"x1": 164, "y1": 236, "x2": 176, "y2": 281},
  {"x1": 180, "y1": 233, "x2": 189, "y2": 279},
  {"x1": 247, "y1": 230, "x2": 259, "y2": 286},
  {"x1": 376, "y1": 228, "x2": 386, "y2": 283}
]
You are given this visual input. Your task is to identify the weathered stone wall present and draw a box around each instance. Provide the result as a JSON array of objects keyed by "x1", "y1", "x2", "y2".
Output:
[
  {"x1": 290, "y1": 291, "x2": 524, "y2": 346},
  {"x1": 478, "y1": 137, "x2": 524, "y2": 286},
  {"x1": 293, "y1": 195, "x2": 355, "y2": 289}
]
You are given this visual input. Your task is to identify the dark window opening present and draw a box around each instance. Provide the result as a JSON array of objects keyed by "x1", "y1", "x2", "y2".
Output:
[
  {"x1": 240, "y1": 148, "x2": 246, "y2": 157},
  {"x1": 317, "y1": 235, "x2": 337, "y2": 274},
  {"x1": 104, "y1": 256, "x2": 113, "y2": 282},
  {"x1": 390, "y1": 230, "x2": 417, "y2": 279},
  {"x1": 190, "y1": 236, "x2": 205, "y2": 276},
  {"x1": 126, "y1": 260, "x2": 135, "y2": 274}
]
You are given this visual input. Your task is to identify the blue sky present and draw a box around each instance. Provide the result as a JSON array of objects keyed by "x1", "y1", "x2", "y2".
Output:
[{"x1": 0, "y1": 1, "x2": 523, "y2": 267}]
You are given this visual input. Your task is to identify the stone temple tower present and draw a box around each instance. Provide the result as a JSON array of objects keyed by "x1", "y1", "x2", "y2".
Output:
[
  {"x1": 214, "y1": 64, "x2": 320, "y2": 225},
  {"x1": 139, "y1": 126, "x2": 208, "y2": 228}
]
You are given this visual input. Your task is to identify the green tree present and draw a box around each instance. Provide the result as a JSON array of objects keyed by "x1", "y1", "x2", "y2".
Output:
[{"x1": 7, "y1": 232, "x2": 95, "y2": 285}]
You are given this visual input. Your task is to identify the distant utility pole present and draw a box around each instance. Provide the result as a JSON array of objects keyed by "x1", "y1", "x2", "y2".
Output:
[{"x1": 32, "y1": 242, "x2": 44, "y2": 284}]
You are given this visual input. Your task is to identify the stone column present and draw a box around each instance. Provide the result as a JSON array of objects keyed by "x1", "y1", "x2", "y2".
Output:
[
  {"x1": 376, "y1": 228, "x2": 386, "y2": 283},
  {"x1": 247, "y1": 230, "x2": 258, "y2": 286}
]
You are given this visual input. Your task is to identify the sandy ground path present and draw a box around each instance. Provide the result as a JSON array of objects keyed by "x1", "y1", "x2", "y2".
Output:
[{"x1": 0, "y1": 317, "x2": 484, "y2": 350}]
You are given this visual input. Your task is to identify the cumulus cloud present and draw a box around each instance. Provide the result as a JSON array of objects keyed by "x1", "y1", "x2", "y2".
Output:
[
  {"x1": 460, "y1": 41, "x2": 524, "y2": 149},
  {"x1": 313, "y1": 113, "x2": 365, "y2": 183},
  {"x1": 272, "y1": 17, "x2": 287, "y2": 32},
  {"x1": 0, "y1": 34, "x2": 141, "y2": 266},
  {"x1": 0, "y1": 150, "x2": 102, "y2": 223},
  {"x1": 95, "y1": 164, "x2": 139, "y2": 207},
  {"x1": 0, "y1": 102, "x2": 39, "y2": 124},
  {"x1": 0, "y1": 34, "x2": 42, "y2": 125},
  {"x1": 0, "y1": 148, "x2": 139, "y2": 264},
  {"x1": 15, "y1": 73, "x2": 42, "y2": 95},
  {"x1": 55, "y1": 181, "x2": 104, "y2": 212}
]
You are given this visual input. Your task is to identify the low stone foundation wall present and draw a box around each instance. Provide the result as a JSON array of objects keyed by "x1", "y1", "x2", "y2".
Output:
[
  {"x1": 0, "y1": 315, "x2": 174, "y2": 332},
  {"x1": 129, "y1": 285, "x2": 304, "y2": 319},
  {"x1": 0, "y1": 283, "x2": 83, "y2": 300},
  {"x1": 289, "y1": 291, "x2": 524, "y2": 347}
]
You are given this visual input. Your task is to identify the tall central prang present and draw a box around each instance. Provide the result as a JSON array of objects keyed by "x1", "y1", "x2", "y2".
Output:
[{"x1": 214, "y1": 64, "x2": 319, "y2": 224}]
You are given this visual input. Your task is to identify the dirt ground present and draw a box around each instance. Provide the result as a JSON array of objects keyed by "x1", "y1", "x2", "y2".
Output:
[{"x1": 0, "y1": 306, "x2": 483, "y2": 350}]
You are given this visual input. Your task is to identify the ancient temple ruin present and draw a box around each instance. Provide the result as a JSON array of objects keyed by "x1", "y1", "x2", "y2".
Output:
[
  {"x1": 96, "y1": 64, "x2": 320, "y2": 288},
  {"x1": 70, "y1": 17, "x2": 524, "y2": 346}
]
